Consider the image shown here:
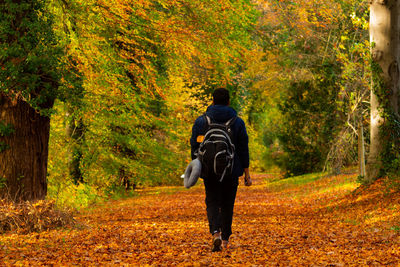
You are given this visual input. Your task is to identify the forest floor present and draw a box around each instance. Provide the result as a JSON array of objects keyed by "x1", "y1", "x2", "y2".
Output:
[{"x1": 1, "y1": 172, "x2": 400, "y2": 266}]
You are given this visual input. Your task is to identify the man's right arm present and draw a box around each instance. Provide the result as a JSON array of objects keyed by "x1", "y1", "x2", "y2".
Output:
[{"x1": 190, "y1": 117, "x2": 204, "y2": 160}]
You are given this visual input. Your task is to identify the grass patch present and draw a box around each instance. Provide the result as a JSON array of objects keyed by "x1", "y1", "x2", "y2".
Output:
[
  {"x1": 390, "y1": 225, "x2": 400, "y2": 232},
  {"x1": 265, "y1": 172, "x2": 328, "y2": 191},
  {"x1": 311, "y1": 180, "x2": 358, "y2": 195},
  {"x1": 265, "y1": 171, "x2": 359, "y2": 200}
]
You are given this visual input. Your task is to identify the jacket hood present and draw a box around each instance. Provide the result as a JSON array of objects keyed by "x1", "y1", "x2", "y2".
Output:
[{"x1": 205, "y1": 105, "x2": 237, "y2": 123}]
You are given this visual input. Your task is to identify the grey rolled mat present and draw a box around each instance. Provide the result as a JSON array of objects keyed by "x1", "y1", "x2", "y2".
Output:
[{"x1": 184, "y1": 158, "x2": 202, "y2": 188}]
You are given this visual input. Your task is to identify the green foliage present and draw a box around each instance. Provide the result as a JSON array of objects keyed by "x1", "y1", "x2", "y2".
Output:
[
  {"x1": 104, "y1": 183, "x2": 137, "y2": 201},
  {"x1": 0, "y1": 143, "x2": 9, "y2": 153},
  {"x1": 0, "y1": 176, "x2": 5, "y2": 189},
  {"x1": 243, "y1": 0, "x2": 371, "y2": 176},
  {"x1": 0, "y1": 121, "x2": 14, "y2": 137},
  {"x1": 0, "y1": 0, "x2": 62, "y2": 113},
  {"x1": 276, "y1": 64, "x2": 341, "y2": 176},
  {"x1": 390, "y1": 225, "x2": 400, "y2": 232},
  {"x1": 380, "y1": 115, "x2": 400, "y2": 185},
  {"x1": 0, "y1": 121, "x2": 14, "y2": 152},
  {"x1": 47, "y1": 172, "x2": 101, "y2": 210}
]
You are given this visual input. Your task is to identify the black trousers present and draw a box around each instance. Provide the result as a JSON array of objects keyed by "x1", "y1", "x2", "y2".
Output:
[{"x1": 204, "y1": 176, "x2": 238, "y2": 241}]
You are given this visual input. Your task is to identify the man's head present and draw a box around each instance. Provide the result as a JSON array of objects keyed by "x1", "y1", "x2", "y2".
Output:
[{"x1": 212, "y1": 88, "x2": 230, "y2": 106}]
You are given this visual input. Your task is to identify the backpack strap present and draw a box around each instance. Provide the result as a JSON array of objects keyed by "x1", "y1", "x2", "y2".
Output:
[
  {"x1": 204, "y1": 114, "x2": 212, "y2": 126},
  {"x1": 204, "y1": 114, "x2": 236, "y2": 127},
  {"x1": 201, "y1": 114, "x2": 211, "y2": 135},
  {"x1": 225, "y1": 116, "x2": 237, "y2": 127}
]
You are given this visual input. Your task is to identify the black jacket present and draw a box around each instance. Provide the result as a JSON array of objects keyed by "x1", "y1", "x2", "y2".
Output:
[{"x1": 190, "y1": 105, "x2": 249, "y2": 178}]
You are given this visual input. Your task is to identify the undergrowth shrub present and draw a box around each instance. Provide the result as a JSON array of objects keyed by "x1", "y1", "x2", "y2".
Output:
[
  {"x1": 48, "y1": 177, "x2": 103, "y2": 210},
  {"x1": 0, "y1": 199, "x2": 75, "y2": 234}
]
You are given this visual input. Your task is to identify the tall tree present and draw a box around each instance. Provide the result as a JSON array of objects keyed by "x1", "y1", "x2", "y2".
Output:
[
  {"x1": 0, "y1": 0, "x2": 61, "y2": 201},
  {"x1": 367, "y1": 0, "x2": 400, "y2": 181}
]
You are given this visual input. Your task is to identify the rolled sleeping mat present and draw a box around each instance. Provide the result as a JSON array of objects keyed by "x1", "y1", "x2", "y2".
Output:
[{"x1": 184, "y1": 158, "x2": 202, "y2": 188}]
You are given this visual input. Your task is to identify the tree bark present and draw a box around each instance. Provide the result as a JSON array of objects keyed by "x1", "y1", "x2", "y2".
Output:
[
  {"x1": 367, "y1": 0, "x2": 400, "y2": 182},
  {"x1": 358, "y1": 122, "x2": 366, "y2": 177},
  {"x1": 0, "y1": 95, "x2": 50, "y2": 201}
]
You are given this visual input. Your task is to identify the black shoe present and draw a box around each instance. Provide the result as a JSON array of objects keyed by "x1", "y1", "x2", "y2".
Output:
[{"x1": 211, "y1": 233, "x2": 222, "y2": 252}]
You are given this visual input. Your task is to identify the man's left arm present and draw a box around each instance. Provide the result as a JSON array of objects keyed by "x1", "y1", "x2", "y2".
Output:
[{"x1": 236, "y1": 119, "x2": 251, "y2": 185}]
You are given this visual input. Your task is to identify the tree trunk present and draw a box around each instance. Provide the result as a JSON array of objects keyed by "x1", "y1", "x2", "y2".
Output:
[
  {"x1": 367, "y1": 0, "x2": 400, "y2": 182},
  {"x1": 358, "y1": 122, "x2": 366, "y2": 177},
  {"x1": 0, "y1": 95, "x2": 50, "y2": 201}
]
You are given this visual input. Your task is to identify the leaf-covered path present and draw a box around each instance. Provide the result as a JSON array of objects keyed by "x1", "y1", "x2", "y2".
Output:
[{"x1": 1, "y1": 173, "x2": 400, "y2": 265}]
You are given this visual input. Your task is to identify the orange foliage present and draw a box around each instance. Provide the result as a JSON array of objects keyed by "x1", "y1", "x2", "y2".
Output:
[{"x1": 1, "y1": 174, "x2": 400, "y2": 265}]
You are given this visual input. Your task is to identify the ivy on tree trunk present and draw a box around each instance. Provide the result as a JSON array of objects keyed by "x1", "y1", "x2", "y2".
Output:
[{"x1": 367, "y1": 0, "x2": 400, "y2": 181}]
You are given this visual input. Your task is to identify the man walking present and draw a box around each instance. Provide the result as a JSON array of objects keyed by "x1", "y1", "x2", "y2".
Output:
[{"x1": 190, "y1": 88, "x2": 251, "y2": 252}]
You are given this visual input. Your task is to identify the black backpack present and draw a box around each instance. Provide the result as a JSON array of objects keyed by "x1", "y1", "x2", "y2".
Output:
[{"x1": 197, "y1": 115, "x2": 236, "y2": 182}]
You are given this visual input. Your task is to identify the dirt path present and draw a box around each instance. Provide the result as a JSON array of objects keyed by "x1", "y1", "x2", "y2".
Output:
[{"x1": 1, "y1": 173, "x2": 400, "y2": 265}]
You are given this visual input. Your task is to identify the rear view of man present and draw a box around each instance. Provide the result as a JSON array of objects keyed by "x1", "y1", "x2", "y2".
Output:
[{"x1": 190, "y1": 88, "x2": 251, "y2": 252}]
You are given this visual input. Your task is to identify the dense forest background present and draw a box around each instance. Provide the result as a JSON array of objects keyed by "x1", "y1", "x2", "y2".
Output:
[{"x1": 1, "y1": 0, "x2": 399, "y2": 207}]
